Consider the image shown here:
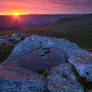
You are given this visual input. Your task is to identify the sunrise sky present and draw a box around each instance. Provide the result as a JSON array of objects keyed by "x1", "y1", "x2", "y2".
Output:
[{"x1": 0, "y1": 0, "x2": 92, "y2": 15}]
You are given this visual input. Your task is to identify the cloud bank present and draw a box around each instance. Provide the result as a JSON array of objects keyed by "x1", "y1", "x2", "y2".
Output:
[{"x1": 0, "y1": 0, "x2": 92, "y2": 14}]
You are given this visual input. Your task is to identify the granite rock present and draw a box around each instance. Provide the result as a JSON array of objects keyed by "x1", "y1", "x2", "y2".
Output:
[
  {"x1": 47, "y1": 64, "x2": 84, "y2": 92},
  {"x1": 68, "y1": 55, "x2": 92, "y2": 82},
  {"x1": 3, "y1": 35, "x2": 91, "y2": 64},
  {"x1": 0, "y1": 64, "x2": 46, "y2": 92}
]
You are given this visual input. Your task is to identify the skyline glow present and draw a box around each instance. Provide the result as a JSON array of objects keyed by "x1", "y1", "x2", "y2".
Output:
[{"x1": 0, "y1": 0, "x2": 92, "y2": 15}]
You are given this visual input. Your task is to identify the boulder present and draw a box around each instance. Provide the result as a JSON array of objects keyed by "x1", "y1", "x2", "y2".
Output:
[
  {"x1": 3, "y1": 35, "x2": 91, "y2": 64},
  {"x1": 0, "y1": 64, "x2": 46, "y2": 92},
  {"x1": 68, "y1": 55, "x2": 92, "y2": 82},
  {"x1": 47, "y1": 64, "x2": 84, "y2": 92},
  {"x1": 1, "y1": 35, "x2": 92, "y2": 92}
]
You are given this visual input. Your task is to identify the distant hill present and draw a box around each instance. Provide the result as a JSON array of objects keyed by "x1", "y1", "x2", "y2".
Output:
[
  {"x1": 0, "y1": 14, "x2": 82, "y2": 31},
  {"x1": 0, "y1": 14, "x2": 92, "y2": 51}
]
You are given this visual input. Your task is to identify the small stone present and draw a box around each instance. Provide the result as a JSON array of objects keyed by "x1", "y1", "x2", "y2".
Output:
[
  {"x1": 44, "y1": 49, "x2": 50, "y2": 54},
  {"x1": 42, "y1": 48, "x2": 50, "y2": 54},
  {"x1": 40, "y1": 52, "x2": 45, "y2": 56},
  {"x1": 47, "y1": 62, "x2": 50, "y2": 66}
]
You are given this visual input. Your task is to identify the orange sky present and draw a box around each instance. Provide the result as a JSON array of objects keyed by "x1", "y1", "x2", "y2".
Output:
[{"x1": 0, "y1": 0, "x2": 92, "y2": 15}]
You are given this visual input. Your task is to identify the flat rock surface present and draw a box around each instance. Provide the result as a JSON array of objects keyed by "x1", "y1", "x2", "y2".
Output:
[
  {"x1": 0, "y1": 64, "x2": 46, "y2": 92},
  {"x1": 5, "y1": 48, "x2": 67, "y2": 72}
]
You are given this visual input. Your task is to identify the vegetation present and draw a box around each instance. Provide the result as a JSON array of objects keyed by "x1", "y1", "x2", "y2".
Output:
[
  {"x1": 72, "y1": 65, "x2": 92, "y2": 90},
  {"x1": 0, "y1": 39, "x2": 24, "y2": 63},
  {"x1": 0, "y1": 43, "x2": 14, "y2": 63}
]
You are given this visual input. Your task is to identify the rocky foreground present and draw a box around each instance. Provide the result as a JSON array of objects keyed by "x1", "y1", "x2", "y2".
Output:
[{"x1": 0, "y1": 35, "x2": 92, "y2": 92}]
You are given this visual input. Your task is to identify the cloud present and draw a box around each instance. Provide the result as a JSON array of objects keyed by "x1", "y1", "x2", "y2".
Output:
[{"x1": 0, "y1": 0, "x2": 92, "y2": 14}]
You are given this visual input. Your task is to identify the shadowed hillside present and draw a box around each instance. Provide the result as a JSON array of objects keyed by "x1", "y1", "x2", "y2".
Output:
[
  {"x1": 0, "y1": 14, "x2": 75, "y2": 30},
  {"x1": 0, "y1": 14, "x2": 92, "y2": 51}
]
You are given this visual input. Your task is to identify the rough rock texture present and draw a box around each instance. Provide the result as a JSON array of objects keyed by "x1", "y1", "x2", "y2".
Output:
[
  {"x1": 0, "y1": 37, "x2": 8, "y2": 45},
  {"x1": 47, "y1": 64, "x2": 84, "y2": 92},
  {"x1": 68, "y1": 55, "x2": 92, "y2": 82},
  {"x1": 3, "y1": 48, "x2": 67, "y2": 72},
  {"x1": 1, "y1": 35, "x2": 92, "y2": 92},
  {"x1": 0, "y1": 64, "x2": 46, "y2": 92},
  {"x1": 3, "y1": 35, "x2": 91, "y2": 64},
  {"x1": 0, "y1": 33, "x2": 28, "y2": 49},
  {"x1": 8, "y1": 33, "x2": 28, "y2": 41}
]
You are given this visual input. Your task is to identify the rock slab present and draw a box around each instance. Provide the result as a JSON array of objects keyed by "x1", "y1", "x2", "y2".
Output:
[
  {"x1": 4, "y1": 48, "x2": 67, "y2": 72},
  {"x1": 47, "y1": 64, "x2": 84, "y2": 92},
  {"x1": 0, "y1": 64, "x2": 46, "y2": 92}
]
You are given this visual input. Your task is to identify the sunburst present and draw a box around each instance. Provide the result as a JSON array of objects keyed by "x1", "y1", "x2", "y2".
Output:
[{"x1": 13, "y1": 13, "x2": 19, "y2": 16}]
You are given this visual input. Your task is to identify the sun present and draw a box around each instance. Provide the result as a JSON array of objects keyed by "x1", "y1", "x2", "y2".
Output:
[
  {"x1": 13, "y1": 12, "x2": 20, "y2": 16},
  {"x1": 10, "y1": 10, "x2": 24, "y2": 16},
  {"x1": 11, "y1": 11, "x2": 21, "y2": 16}
]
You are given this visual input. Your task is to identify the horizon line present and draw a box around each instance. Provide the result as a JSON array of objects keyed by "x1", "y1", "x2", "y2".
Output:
[{"x1": 0, "y1": 13, "x2": 92, "y2": 16}]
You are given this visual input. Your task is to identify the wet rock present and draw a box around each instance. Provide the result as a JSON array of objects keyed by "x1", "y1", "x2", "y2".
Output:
[
  {"x1": 68, "y1": 55, "x2": 92, "y2": 82},
  {"x1": 47, "y1": 64, "x2": 84, "y2": 92},
  {"x1": 0, "y1": 64, "x2": 46, "y2": 92}
]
